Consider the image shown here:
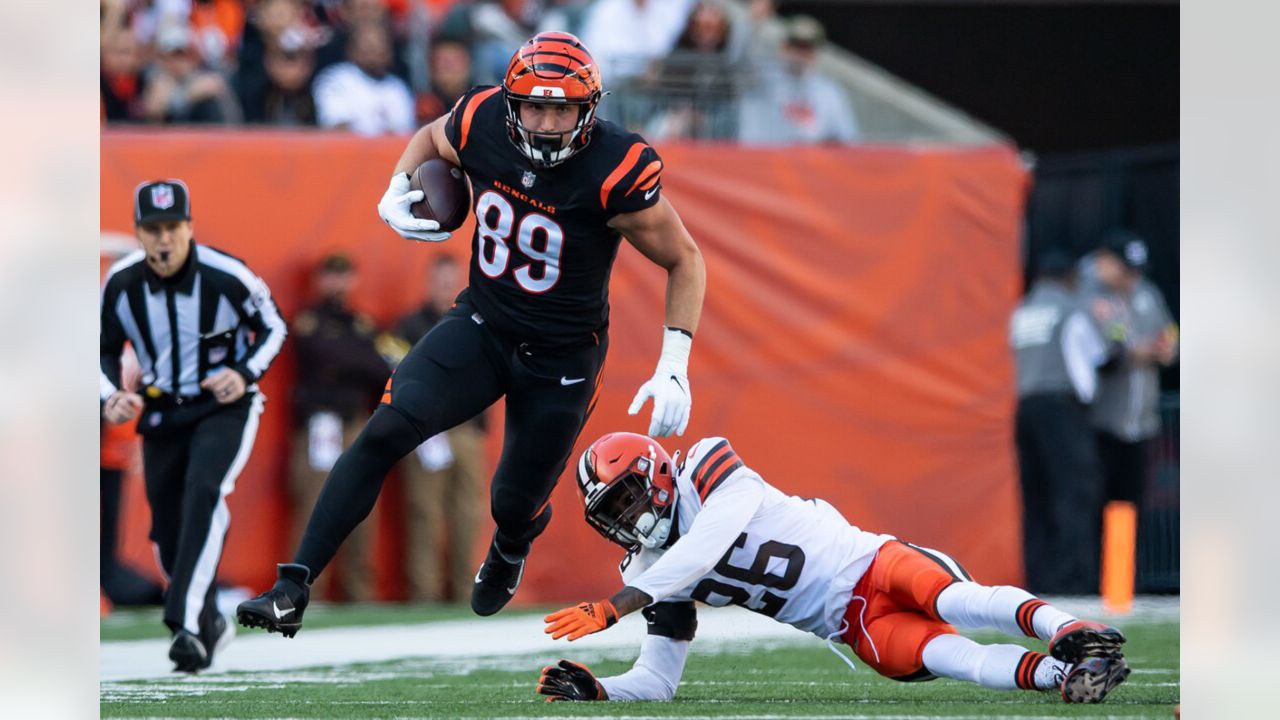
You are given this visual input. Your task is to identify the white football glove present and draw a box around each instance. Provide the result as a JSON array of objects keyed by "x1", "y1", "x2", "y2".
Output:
[
  {"x1": 628, "y1": 328, "x2": 693, "y2": 437},
  {"x1": 377, "y1": 172, "x2": 451, "y2": 243}
]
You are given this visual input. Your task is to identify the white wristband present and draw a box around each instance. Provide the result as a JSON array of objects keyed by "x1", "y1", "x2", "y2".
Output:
[{"x1": 656, "y1": 327, "x2": 693, "y2": 376}]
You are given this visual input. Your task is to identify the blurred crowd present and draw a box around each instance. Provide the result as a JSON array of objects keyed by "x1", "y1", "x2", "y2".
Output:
[{"x1": 100, "y1": 0, "x2": 860, "y2": 143}]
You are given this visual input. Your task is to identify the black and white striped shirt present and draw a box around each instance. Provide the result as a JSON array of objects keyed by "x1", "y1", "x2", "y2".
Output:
[{"x1": 99, "y1": 243, "x2": 287, "y2": 401}]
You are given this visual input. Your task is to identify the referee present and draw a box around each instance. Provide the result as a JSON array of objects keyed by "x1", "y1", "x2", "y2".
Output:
[
  {"x1": 100, "y1": 179, "x2": 287, "y2": 672},
  {"x1": 1010, "y1": 250, "x2": 1116, "y2": 594}
]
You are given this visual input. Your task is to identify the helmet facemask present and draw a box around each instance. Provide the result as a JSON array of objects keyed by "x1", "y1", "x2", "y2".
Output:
[
  {"x1": 578, "y1": 445, "x2": 675, "y2": 550},
  {"x1": 503, "y1": 97, "x2": 599, "y2": 168}
]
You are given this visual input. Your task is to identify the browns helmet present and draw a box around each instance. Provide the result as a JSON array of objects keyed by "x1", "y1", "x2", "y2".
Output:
[
  {"x1": 502, "y1": 32, "x2": 604, "y2": 168},
  {"x1": 576, "y1": 432, "x2": 677, "y2": 549}
]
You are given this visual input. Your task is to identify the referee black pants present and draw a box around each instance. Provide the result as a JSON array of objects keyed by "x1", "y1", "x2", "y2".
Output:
[
  {"x1": 295, "y1": 295, "x2": 606, "y2": 580},
  {"x1": 1014, "y1": 393, "x2": 1104, "y2": 594},
  {"x1": 143, "y1": 393, "x2": 263, "y2": 637}
]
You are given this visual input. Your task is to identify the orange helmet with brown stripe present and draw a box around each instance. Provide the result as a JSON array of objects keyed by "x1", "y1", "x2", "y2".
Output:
[
  {"x1": 576, "y1": 432, "x2": 677, "y2": 549},
  {"x1": 502, "y1": 32, "x2": 604, "y2": 167}
]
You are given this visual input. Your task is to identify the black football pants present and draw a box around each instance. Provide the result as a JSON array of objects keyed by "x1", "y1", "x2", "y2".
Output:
[
  {"x1": 144, "y1": 393, "x2": 264, "y2": 637},
  {"x1": 295, "y1": 296, "x2": 607, "y2": 579},
  {"x1": 1014, "y1": 393, "x2": 1104, "y2": 594},
  {"x1": 1095, "y1": 430, "x2": 1149, "y2": 505}
]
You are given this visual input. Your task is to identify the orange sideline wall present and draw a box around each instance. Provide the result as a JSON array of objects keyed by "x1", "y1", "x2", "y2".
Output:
[{"x1": 102, "y1": 131, "x2": 1028, "y2": 603}]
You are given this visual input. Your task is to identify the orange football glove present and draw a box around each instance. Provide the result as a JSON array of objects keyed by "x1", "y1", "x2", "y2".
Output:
[{"x1": 543, "y1": 599, "x2": 619, "y2": 641}]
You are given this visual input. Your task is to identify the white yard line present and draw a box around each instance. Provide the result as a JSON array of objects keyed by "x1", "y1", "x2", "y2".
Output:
[
  {"x1": 101, "y1": 607, "x2": 807, "y2": 682},
  {"x1": 101, "y1": 596, "x2": 1179, "y2": 683},
  {"x1": 110, "y1": 715, "x2": 1151, "y2": 720}
]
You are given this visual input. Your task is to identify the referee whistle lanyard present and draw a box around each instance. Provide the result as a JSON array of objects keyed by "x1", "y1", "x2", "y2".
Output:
[{"x1": 824, "y1": 594, "x2": 879, "y2": 674}]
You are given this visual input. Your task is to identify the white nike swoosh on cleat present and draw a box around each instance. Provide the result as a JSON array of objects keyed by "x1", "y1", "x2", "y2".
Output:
[
  {"x1": 508, "y1": 560, "x2": 525, "y2": 594},
  {"x1": 272, "y1": 601, "x2": 295, "y2": 620},
  {"x1": 560, "y1": 377, "x2": 586, "y2": 385},
  {"x1": 474, "y1": 560, "x2": 526, "y2": 595}
]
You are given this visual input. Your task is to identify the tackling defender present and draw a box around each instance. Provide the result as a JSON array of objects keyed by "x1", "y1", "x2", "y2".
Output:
[
  {"x1": 537, "y1": 432, "x2": 1131, "y2": 704},
  {"x1": 238, "y1": 32, "x2": 705, "y2": 631}
]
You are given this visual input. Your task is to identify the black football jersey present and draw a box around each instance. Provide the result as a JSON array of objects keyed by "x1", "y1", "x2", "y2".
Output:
[{"x1": 444, "y1": 85, "x2": 664, "y2": 346}]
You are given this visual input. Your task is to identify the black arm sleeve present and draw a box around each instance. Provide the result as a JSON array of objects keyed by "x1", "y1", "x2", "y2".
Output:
[{"x1": 642, "y1": 601, "x2": 697, "y2": 641}]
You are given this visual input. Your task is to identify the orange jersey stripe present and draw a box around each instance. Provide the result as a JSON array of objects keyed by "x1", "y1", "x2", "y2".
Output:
[
  {"x1": 626, "y1": 160, "x2": 663, "y2": 196},
  {"x1": 694, "y1": 444, "x2": 738, "y2": 500},
  {"x1": 459, "y1": 87, "x2": 502, "y2": 151},
  {"x1": 637, "y1": 175, "x2": 659, "y2": 192},
  {"x1": 600, "y1": 142, "x2": 647, "y2": 209}
]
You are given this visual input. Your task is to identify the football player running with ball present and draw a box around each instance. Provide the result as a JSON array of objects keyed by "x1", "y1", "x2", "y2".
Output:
[
  {"x1": 238, "y1": 33, "x2": 705, "y2": 632},
  {"x1": 537, "y1": 433, "x2": 1131, "y2": 705}
]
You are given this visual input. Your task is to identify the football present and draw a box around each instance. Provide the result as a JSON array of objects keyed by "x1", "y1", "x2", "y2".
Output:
[{"x1": 408, "y1": 158, "x2": 472, "y2": 232}]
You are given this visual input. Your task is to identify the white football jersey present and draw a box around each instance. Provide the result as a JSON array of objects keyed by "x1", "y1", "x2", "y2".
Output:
[{"x1": 619, "y1": 437, "x2": 894, "y2": 638}]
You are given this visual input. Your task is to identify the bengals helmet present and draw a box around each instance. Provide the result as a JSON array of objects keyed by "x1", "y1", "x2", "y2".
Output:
[
  {"x1": 502, "y1": 32, "x2": 604, "y2": 168},
  {"x1": 577, "y1": 432, "x2": 677, "y2": 549}
]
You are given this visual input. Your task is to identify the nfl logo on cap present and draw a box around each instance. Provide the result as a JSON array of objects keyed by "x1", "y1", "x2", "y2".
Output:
[
  {"x1": 135, "y1": 178, "x2": 192, "y2": 224},
  {"x1": 151, "y1": 184, "x2": 175, "y2": 210}
]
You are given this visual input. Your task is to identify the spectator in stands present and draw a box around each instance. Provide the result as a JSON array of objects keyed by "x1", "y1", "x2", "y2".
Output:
[
  {"x1": 644, "y1": 0, "x2": 740, "y2": 140},
  {"x1": 101, "y1": 21, "x2": 150, "y2": 123},
  {"x1": 289, "y1": 253, "x2": 390, "y2": 602},
  {"x1": 314, "y1": 0, "x2": 413, "y2": 83},
  {"x1": 390, "y1": 255, "x2": 489, "y2": 603},
  {"x1": 188, "y1": 0, "x2": 247, "y2": 71},
  {"x1": 1079, "y1": 231, "x2": 1178, "y2": 530},
  {"x1": 238, "y1": 0, "x2": 308, "y2": 71},
  {"x1": 579, "y1": 0, "x2": 694, "y2": 83},
  {"x1": 416, "y1": 37, "x2": 474, "y2": 124},
  {"x1": 235, "y1": 0, "x2": 323, "y2": 115},
  {"x1": 439, "y1": 0, "x2": 540, "y2": 85},
  {"x1": 737, "y1": 15, "x2": 859, "y2": 145},
  {"x1": 237, "y1": 32, "x2": 319, "y2": 125},
  {"x1": 141, "y1": 22, "x2": 243, "y2": 124},
  {"x1": 536, "y1": 0, "x2": 594, "y2": 38},
  {"x1": 739, "y1": 0, "x2": 784, "y2": 67},
  {"x1": 314, "y1": 21, "x2": 416, "y2": 135}
]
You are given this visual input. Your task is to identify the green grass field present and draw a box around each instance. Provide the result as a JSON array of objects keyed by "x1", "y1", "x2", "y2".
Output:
[{"x1": 101, "y1": 604, "x2": 1178, "y2": 719}]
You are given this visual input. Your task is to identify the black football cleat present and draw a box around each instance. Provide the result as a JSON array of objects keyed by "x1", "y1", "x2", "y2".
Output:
[
  {"x1": 1061, "y1": 655, "x2": 1131, "y2": 704},
  {"x1": 1049, "y1": 620, "x2": 1126, "y2": 663},
  {"x1": 169, "y1": 630, "x2": 209, "y2": 674},
  {"x1": 236, "y1": 563, "x2": 311, "y2": 638},
  {"x1": 470, "y1": 541, "x2": 526, "y2": 617},
  {"x1": 198, "y1": 611, "x2": 234, "y2": 669}
]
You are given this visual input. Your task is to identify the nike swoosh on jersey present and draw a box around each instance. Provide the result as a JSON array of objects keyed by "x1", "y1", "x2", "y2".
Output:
[
  {"x1": 272, "y1": 601, "x2": 295, "y2": 619},
  {"x1": 561, "y1": 376, "x2": 587, "y2": 385},
  {"x1": 644, "y1": 186, "x2": 659, "y2": 200}
]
